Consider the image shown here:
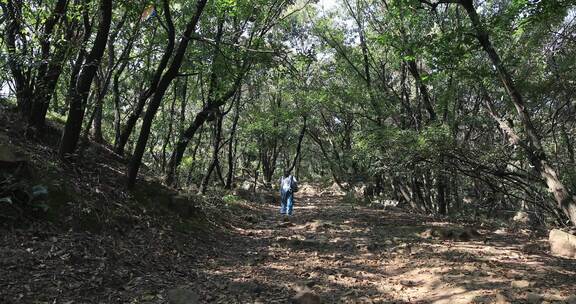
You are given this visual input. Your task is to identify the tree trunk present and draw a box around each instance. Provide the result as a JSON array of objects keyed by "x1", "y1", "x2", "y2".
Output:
[
  {"x1": 113, "y1": 59, "x2": 129, "y2": 147},
  {"x1": 561, "y1": 125, "x2": 575, "y2": 165},
  {"x1": 167, "y1": 106, "x2": 214, "y2": 185},
  {"x1": 164, "y1": 18, "x2": 226, "y2": 186},
  {"x1": 91, "y1": 96, "x2": 104, "y2": 143},
  {"x1": 286, "y1": 116, "x2": 307, "y2": 174},
  {"x1": 28, "y1": 0, "x2": 70, "y2": 129},
  {"x1": 400, "y1": 63, "x2": 415, "y2": 128},
  {"x1": 63, "y1": 6, "x2": 93, "y2": 122},
  {"x1": 89, "y1": 14, "x2": 129, "y2": 144},
  {"x1": 225, "y1": 90, "x2": 242, "y2": 189},
  {"x1": 59, "y1": 0, "x2": 112, "y2": 158},
  {"x1": 127, "y1": 0, "x2": 207, "y2": 188},
  {"x1": 180, "y1": 75, "x2": 189, "y2": 133},
  {"x1": 406, "y1": 56, "x2": 436, "y2": 122},
  {"x1": 261, "y1": 139, "x2": 280, "y2": 189},
  {"x1": 460, "y1": 0, "x2": 576, "y2": 225},
  {"x1": 161, "y1": 86, "x2": 178, "y2": 171},
  {"x1": 114, "y1": 0, "x2": 174, "y2": 156},
  {"x1": 199, "y1": 111, "x2": 224, "y2": 194},
  {"x1": 165, "y1": 22, "x2": 247, "y2": 185},
  {"x1": 186, "y1": 124, "x2": 204, "y2": 186},
  {"x1": 436, "y1": 172, "x2": 447, "y2": 215}
]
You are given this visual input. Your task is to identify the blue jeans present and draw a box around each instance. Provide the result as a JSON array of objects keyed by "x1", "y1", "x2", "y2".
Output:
[{"x1": 280, "y1": 189, "x2": 294, "y2": 215}]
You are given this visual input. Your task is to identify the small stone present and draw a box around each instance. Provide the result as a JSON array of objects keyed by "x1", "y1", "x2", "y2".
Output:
[
  {"x1": 511, "y1": 280, "x2": 531, "y2": 289},
  {"x1": 526, "y1": 293, "x2": 543, "y2": 304},
  {"x1": 167, "y1": 288, "x2": 199, "y2": 304},
  {"x1": 304, "y1": 280, "x2": 316, "y2": 288},
  {"x1": 495, "y1": 292, "x2": 510, "y2": 304},
  {"x1": 504, "y1": 270, "x2": 523, "y2": 280},
  {"x1": 399, "y1": 280, "x2": 422, "y2": 287},
  {"x1": 566, "y1": 295, "x2": 576, "y2": 304}
]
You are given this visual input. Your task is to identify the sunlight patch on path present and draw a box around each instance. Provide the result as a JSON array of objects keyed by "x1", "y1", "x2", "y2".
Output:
[{"x1": 196, "y1": 194, "x2": 576, "y2": 303}]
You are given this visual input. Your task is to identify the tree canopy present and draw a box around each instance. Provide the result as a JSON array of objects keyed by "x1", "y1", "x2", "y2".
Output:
[{"x1": 2, "y1": 0, "x2": 576, "y2": 226}]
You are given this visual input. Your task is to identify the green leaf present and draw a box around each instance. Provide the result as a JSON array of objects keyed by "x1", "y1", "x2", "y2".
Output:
[{"x1": 402, "y1": 55, "x2": 416, "y2": 61}]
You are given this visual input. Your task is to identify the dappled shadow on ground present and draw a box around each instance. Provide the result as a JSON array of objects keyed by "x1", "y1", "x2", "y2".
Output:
[
  {"x1": 0, "y1": 223, "x2": 225, "y2": 303},
  {"x1": 2, "y1": 193, "x2": 575, "y2": 303},
  {"x1": 189, "y1": 194, "x2": 576, "y2": 303}
]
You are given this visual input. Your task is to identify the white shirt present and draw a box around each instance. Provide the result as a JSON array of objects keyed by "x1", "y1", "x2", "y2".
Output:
[{"x1": 280, "y1": 175, "x2": 296, "y2": 192}]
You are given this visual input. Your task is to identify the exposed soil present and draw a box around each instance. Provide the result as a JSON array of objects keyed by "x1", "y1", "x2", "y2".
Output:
[
  {"x1": 2, "y1": 189, "x2": 576, "y2": 304},
  {"x1": 193, "y1": 194, "x2": 576, "y2": 304}
]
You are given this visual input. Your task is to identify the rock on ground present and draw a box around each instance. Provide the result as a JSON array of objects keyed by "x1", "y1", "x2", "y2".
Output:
[
  {"x1": 526, "y1": 293, "x2": 543, "y2": 304},
  {"x1": 549, "y1": 229, "x2": 576, "y2": 259},
  {"x1": 511, "y1": 280, "x2": 531, "y2": 289},
  {"x1": 0, "y1": 143, "x2": 26, "y2": 169}
]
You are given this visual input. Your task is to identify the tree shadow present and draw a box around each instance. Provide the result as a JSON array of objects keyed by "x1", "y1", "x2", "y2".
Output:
[{"x1": 187, "y1": 197, "x2": 576, "y2": 303}]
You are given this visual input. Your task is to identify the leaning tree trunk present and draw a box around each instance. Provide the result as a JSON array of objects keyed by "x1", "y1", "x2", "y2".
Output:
[
  {"x1": 286, "y1": 116, "x2": 307, "y2": 174},
  {"x1": 459, "y1": 0, "x2": 576, "y2": 225},
  {"x1": 110, "y1": 21, "x2": 142, "y2": 145},
  {"x1": 127, "y1": 0, "x2": 207, "y2": 188},
  {"x1": 165, "y1": 17, "x2": 225, "y2": 185},
  {"x1": 59, "y1": 0, "x2": 112, "y2": 158},
  {"x1": 62, "y1": 5, "x2": 93, "y2": 122},
  {"x1": 114, "y1": 0, "x2": 174, "y2": 156},
  {"x1": 88, "y1": 14, "x2": 129, "y2": 144},
  {"x1": 28, "y1": 0, "x2": 69, "y2": 129},
  {"x1": 406, "y1": 56, "x2": 436, "y2": 122},
  {"x1": 199, "y1": 111, "x2": 224, "y2": 194},
  {"x1": 164, "y1": 63, "x2": 245, "y2": 186}
]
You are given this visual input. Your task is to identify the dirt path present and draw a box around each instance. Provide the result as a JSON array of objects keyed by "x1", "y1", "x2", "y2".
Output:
[
  {"x1": 2, "y1": 193, "x2": 575, "y2": 303},
  {"x1": 193, "y1": 194, "x2": 576, "y2": 304}
]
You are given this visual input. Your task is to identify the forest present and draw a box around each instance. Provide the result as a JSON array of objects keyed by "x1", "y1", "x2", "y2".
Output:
[{"x1": 1, "y1": 0, "x2": 576, "y2": 303}]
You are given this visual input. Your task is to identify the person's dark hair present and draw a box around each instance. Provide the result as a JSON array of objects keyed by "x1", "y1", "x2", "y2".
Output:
[{"x1": 283, "y1": 170, "x2": 290, "y2": 177}]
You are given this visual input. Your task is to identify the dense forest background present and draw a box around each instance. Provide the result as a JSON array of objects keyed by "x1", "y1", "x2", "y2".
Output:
[{"x1": 2, "y1": 0, "x2": 576, "y2": 227}]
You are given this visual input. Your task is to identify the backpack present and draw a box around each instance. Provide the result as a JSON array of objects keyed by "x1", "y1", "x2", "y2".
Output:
[{"x1": 290, "y1": 176, "x2": 299, "y2": 193}]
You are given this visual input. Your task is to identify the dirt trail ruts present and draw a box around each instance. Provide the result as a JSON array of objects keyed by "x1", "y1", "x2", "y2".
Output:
[{"x1": 195, "y1": 194, "x2": 576, "y2": 304}]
